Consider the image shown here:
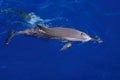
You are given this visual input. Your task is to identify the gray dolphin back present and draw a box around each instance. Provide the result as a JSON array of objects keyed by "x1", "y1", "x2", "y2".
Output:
[{"x1": 37, "y1": 25, "x2": 83, "y2": 39}]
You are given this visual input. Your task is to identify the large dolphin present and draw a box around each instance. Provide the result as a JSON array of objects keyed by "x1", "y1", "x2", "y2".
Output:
[{"x1": 5, "y1": 25, "x2": 102, "y2": 51}]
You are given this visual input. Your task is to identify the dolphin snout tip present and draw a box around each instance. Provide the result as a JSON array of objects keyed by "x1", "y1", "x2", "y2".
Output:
[
  {"x1": 91, "y1": 38, "x2": 103, "y2": 43},
  {"x1": 97, "y1": 39, "x2": 103, "y2": 43}
]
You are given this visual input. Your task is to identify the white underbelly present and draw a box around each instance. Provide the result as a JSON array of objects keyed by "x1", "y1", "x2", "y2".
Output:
[
  {"x1": 63, "y1": 37, "x2": 82, "y2": 41},
  {"x1": 63, "y1": 37, "x2": 91, "y2": 42}
]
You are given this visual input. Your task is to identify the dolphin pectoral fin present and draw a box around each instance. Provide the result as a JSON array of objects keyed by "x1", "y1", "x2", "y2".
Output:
[{"x1": 60, "y1": 42, "x2": 72, "y2": 51}]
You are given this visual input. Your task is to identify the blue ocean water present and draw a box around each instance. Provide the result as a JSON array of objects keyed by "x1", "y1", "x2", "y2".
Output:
[{"x1": 0, "y1": 0, "x2": 120, "y2": 80}]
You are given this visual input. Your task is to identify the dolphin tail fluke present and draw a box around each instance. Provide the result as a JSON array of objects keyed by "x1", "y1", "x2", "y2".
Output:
[{"x1": 4, "y1": 29, "x2": 15, "y2": 45}]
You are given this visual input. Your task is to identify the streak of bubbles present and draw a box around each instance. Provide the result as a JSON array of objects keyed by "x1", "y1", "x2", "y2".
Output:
[
  {"x1": 17, "y1": 11, "x2": 54, "y2": 27},
  {"x1": 23, "y1": 12, "x2": 71, "y2": 27}
]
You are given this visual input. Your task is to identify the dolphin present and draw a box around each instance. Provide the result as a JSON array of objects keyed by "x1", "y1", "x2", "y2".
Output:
[{"x1": 5, "y1": 25, "x2": 102, "y2": 51}]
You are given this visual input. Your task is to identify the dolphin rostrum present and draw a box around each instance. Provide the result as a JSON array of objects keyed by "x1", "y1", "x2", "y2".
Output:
[{"x1": 5, "y1": 24, "x2": 102, "y2": 51}]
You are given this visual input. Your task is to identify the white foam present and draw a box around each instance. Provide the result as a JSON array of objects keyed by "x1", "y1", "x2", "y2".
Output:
[{"x1": 25, "y1": 12, "x2": 43, "y2": 25}]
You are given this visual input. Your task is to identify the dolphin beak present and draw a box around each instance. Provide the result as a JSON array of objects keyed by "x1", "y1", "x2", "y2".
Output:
[{"x1": 90, "y1": 38, "x2": 103, "y2": 43}]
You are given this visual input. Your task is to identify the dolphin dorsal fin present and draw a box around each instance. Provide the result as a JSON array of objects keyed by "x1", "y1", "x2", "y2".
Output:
[{"x1": 37, "y1": 24, "x2": 48, "y2": 31}]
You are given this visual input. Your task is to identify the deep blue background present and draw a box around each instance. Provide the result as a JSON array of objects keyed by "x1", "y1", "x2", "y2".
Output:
[{"x1": 0, "y1": 0, "x2": 120, "y2": 80}]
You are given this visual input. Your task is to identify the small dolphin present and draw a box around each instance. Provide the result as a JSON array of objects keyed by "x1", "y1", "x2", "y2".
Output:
[{"x1": 5, "y1": 25, "x2": 102, "y2": 51}]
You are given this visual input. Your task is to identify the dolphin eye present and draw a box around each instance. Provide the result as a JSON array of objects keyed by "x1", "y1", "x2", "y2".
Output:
[
  {"x1": 81, "y1": 32, "x2": 84, "y2": 35},
  {"x1": 81, "y1": 32, "x2": 86, "y2": 37}
]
